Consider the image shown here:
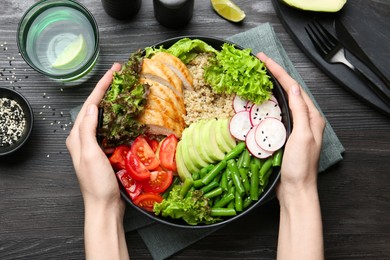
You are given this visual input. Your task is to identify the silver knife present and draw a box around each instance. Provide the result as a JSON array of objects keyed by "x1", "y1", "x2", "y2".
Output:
[{"x1": 334, "y1": 19, "x2": 390, "y2": 88}]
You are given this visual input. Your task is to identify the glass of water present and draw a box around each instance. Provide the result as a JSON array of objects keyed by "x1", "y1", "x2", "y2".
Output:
[{"x1": 17, "y1": 0, "x2": 99, "y2": 83}]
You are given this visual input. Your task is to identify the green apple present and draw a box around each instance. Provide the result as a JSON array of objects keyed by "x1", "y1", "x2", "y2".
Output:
[
  {"x1": 193, "y1": 120, "x2": 215, "y2": 164},
  {"x1": 281, "y1": 0, "x2": 347, "y2": 12}
]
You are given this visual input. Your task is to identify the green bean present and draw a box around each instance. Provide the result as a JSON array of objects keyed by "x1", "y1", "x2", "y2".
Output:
[
  {"x1": 251, "y1": 156, "x2": 262, "y2": 168},
  {"x1": 227, "y1": 201, "x2": 235, "y2": 209},
  {"x1": 162, "y1": 177, "x2": 180, "y2": 199},
  {"x1": 224, "y1": 142, "x2": 246, "y2": 161},
  {"x1": 227, "y1": 159, "x2": 245, "y2": 196},
  {"x1": 220, "y1": 169, "x2": 228, "y2": 191},
  {"x1": 261, "y1": 168, "x2": 274, "y2": 188},
  {"x1": 200, "y1": 181, "x2": 219, "y2": 193},
  {"x1": 214, "y1": 171, "x2": 222, "y2": 183},
  {"x1": 227, "y1": 179, "x2": 234, "y2": 189},
  {"x1": 213, "y1": 193, "x2": 235, "y2": 208},
  {"x1": 250, "y1": 161, "x2": 260, "y2": 201},
  {"x1": 210, "y1": 208, "x2": 237, "y2": 217},
  {"x1": 237, "y1": 150, "x2": 246, "y2": 168},
  {"x1": 272, "y1": 149, "x2": 283, "y2": 167},
  {"x1": 193, "y1": 179, "x2": 204, "y2": 189},
  {"x1": 200, "y1": 164, "x2": 214, "y2": 178},
  {"x1": 243, "y1": 196, "x2": 252, "y2": 209},
  {"x1": 241, "y1": 149, "x2": 252, "y2": 168},
  {"x1": 202, "y1": 160, "x2": 227, "y2": 185},
  {"x1": 192, "y1": 171, "x2": 200, "y2": 180},
  {"x1": 180, "y1": 178, "x2": 194, "y2": 198},
  {"x1": 239, "y1": 168, "x2": 251, "y2": 195},
  {"x1": 235, "y1": 190, "x2": 243, "y2": 212},
  {"x1": 204, "y1": 187, "x2": 223, "y2": 199},
  {"x1": 260, "y1": 157, "x2": 273, "y2": 178}
]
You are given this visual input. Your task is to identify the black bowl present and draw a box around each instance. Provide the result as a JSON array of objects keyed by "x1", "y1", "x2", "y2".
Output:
[
  {"x1": 0, "y1": 87, "x2": 34, "y2": 157},
  {"x1": 119, "y1": 36, "x2": 292, "y2": 228}
]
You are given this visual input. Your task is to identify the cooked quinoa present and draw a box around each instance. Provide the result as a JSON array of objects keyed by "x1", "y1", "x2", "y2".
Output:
[{"x1": 184, "y1": 53, "x2": 234, "y2": 126}]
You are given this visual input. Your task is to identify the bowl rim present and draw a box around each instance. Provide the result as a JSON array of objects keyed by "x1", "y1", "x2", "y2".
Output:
[
  {"x1": 16, "y1": 0, "x2": 100, "y2": 81},
  {"x1": 0, "y1": 87, "x2": 34, "y2": 156},
  {"x1": 118, "y1": 35, "x2": 292, "y2": 228}
]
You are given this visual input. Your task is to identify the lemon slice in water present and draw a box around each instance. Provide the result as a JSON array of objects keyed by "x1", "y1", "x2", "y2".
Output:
[
  {"x1": 211, "y1": 0, "x2": 246, "y2": 23},
  {"x1": 52, "y1": 34, "x2": 87, "y2": 70}
]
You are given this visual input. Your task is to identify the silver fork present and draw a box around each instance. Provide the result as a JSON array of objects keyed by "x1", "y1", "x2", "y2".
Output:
[{"x1": 305, "y1": 21, "x2": 390, "y2": 106}]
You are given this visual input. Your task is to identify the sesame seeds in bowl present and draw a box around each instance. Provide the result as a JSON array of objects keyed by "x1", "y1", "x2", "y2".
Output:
[{"x1": 0, "y1": 87, "x2": 33, "y2": 157}]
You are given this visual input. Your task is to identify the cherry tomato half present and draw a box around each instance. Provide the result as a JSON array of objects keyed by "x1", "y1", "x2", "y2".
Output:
[
  {"x1": 116, "y1": 169, "x2": 142, "y2": 200},
  {"x1": 145, "y1": 137, "x2": 159, "y2": 153},
  {"x1": 159, "y1": 134, "x2": 178, "y2": 172},
  {"x1": 141, "y1": 169, "x2": 173, "y2": 194},
  {"x1": 133, "y1": 193, "x2": 163, "y2": 212},
  {"x1": 109, "y1": 145, "x2": 130, "y2": 171},
  {"x1": 125, "y1": 151, "x2": 151, "y2": 181},
  {"x1": 131, "y1": 136, "x2": 160, "y2": 170}
]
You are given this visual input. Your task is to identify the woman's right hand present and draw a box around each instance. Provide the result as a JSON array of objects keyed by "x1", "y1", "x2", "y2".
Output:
[{"x1": 256, "y1": 52, "x2": 325, "y2": 202}]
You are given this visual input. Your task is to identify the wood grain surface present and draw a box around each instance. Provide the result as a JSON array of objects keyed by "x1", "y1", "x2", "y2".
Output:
[{"x1": 1, "y1": 1, "x2": 389, "y2": 259}]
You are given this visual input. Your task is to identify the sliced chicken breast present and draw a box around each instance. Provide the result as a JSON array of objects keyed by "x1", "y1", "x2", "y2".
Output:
[
  {"x1": 141, "y1": 58, "x2": 183, "y2": 97},
  {"x1": 145, "y1": 94, "x2": 185, "y2": 127},
  {"x1": 140, "y1": 78, "x2": 186, "y2": 117},
  {"x1": 138, "y1": 108, "x2": 184, "y2": 138},
  {"x1": 151, "y1": 52, "x2": 193, "y2": 90}
]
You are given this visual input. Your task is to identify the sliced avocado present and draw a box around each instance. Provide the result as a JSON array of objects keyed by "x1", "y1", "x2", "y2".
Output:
[
  {"x1": 281, "y1": 0, "x2": 347, "y2": 12},
  {"x1": 175, "y1": 141, "x2": 193, "y2": 181},
  {"x1": 221, "y1": 118, "x2": 237, "y2": 149},
  {"x1": 193, "y1": 120, "x2": 215, "y2": 164},
  {"x1": 184, "y1": 123, "x2": 209, "y2": 169},
  {"x1": 181, "y1": 128, "x2": 201, "y2": 173},
  {"x1": 201, "y1": 119, "x2": 225, "y2": 161},
  {"x1": 215, "y1": 118, "x2": 234, "y2": 154}
]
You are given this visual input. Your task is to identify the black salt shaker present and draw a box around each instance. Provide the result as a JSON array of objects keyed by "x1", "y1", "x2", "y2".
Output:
[
  {"x1": 101, "y1": 0, "x2": 142, "y2": 20},
  {"x1": 153, "y1": 0, "x2": 194, "y2": 28}
]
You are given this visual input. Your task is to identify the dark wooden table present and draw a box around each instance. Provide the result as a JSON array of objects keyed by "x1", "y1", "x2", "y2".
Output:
[{"x1": 1, "y1": 0, "x2": 389, "y2": 259}]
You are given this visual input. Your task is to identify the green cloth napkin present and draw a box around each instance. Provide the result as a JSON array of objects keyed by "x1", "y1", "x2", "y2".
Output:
[{"x1": 69, "y1": 22, "x2": 344, "y2": 260}]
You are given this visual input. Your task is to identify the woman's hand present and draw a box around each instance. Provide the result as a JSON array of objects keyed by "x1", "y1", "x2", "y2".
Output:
[
  {"x1": 66, "y1": 63, "x2": 129, "y2": 260},
  {"x1": 257, "y1": 52, "x2": 325, "y2": 260},
  {"x1": 256, "y1": 52, "x2": 325, "y2": 202}
]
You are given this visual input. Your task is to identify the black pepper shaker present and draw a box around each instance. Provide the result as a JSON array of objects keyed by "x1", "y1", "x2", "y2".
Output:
[
  {"x1": 101, "y1": 0, "x2": 142, "y2": 20},
  {"x1": 153, "y1": 0, "x2": 194, "y2": 28}
]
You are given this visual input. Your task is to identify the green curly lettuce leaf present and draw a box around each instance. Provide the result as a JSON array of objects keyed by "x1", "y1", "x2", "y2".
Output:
[
  {"x1": 145, "y1": 38, "x2": 218, "y2": 64},
  {"x1": 153, "y1": 185, "x2": 219, "y2": 225},
  {"x1": 99, "y1": 51, "x2": 149, "y2": 147},
  {"x1": 204, "y1": 43, "x2": 273, "y2": 104}
]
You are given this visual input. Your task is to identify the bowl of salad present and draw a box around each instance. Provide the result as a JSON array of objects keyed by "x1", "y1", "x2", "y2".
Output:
[{"x1": 98, "y1": 36, "x2": 292, "y2": 228}]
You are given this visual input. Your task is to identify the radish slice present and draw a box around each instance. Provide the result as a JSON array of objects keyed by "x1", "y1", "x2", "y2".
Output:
[
  {"x1": 270, "y1": 95, "x2": 278, "y2": 104},
  {"x1": 249, "y1": 100, "x2": 282, "y2": 126},
  {"x1": 233, "y1": 95, "x2": 251, "y2": 112},
  {"x1": 229, "y1": 111, "x2": 252, "y2": 141},
  {"x1": 245, "y1": 126, "x2": 273, "y2": 159},
  {"x1": 255, "y1": 117, "x2": 286, "y2": 152}
]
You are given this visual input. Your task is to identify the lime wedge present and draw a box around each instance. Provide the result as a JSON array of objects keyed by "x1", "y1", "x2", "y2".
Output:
[
  {"x1": 52, "y1": 34, "x2": 87, "y2": 70},
  {"x1": 211, "y1": 0, "x2": 246, "y2": 23}
]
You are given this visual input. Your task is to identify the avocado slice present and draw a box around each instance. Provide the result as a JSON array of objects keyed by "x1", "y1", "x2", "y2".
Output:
[
  {"x1": 181, "y1": 128, "x2": 201, "y2": 173},
  {"x1": 221, "y1": 118, "x2": 237, "y2": 149},
  {"x1": 175, "y1": 141, "x2": 193, "y2": 181},
  {"x1": 200, "y1": 119, "x2": 225, "y2": 162},
  {"x1": 215, "y1": 118, "x2": 235, "y2": 153},
  {"x1": 183, "y1": 123, "x2": 209, "y2": 169},
  {"x1": 193, "y1": 120, "x2": 215, "y2": 164},
  {"x1": 281, "y1": 0, "x2": 347, "y2": 12}
]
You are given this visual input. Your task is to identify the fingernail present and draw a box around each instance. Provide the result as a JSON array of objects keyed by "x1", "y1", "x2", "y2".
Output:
[
  {"x1": 86, "y1": 104, "x2": 96, "y2": 115},
  {"x1": 292, "y1": 85, "x2": 301, "y2": 96}
]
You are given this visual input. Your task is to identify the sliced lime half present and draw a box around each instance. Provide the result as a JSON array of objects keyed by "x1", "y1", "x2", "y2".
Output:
[{"x1": 52, "y1": 34, "x2": 87, "y2": 70}]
